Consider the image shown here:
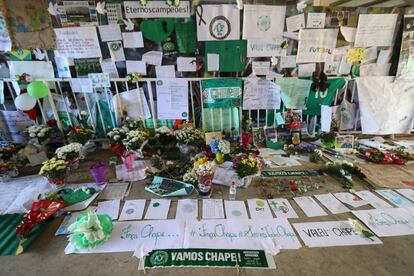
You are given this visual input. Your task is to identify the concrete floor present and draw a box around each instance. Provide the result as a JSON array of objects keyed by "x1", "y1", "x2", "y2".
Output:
[{"x1": 1, "y1": 151, "x2": 414, "y2": 276}]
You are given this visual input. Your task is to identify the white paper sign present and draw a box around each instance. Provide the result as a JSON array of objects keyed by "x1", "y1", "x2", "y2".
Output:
[
  {"x1": 340, "y1": 26, "x2": 356, "y2": 43},
  {"x1": 321, "y1": 105, "x2": 332, "y2": 132},
  {"x1": 177, "y1": 57, "x2": 197, "y2": 72},
  {"x1": 98, "y1": 24, "x2": 122, "y2": 42},
  {"x1": 247, "y1": 199, "x2": 274, "y2": 219},
  {"x1": 354, "y1": 14, "x2": 398, "y2": 47},
  {"x1": 267, "y1": 198, "x2": 298, "y2": 219},
  {"x1": 144, "y1": 199, "x2": 171, "y2": 220},
  {"x1": 9, "y1": 61, "x2": 55, "y2": 79},
  {"x1": 376, "y1": 189, "x2": 414, "y2": 208},
  {"x1": 122, "y1": 32, "x2": 144, "y2": 48},
  {"x1": 156, "y1": 79, "x2": 188, "y2": 119},
  {"x1": 247, "y1": 39, "x2": 287, "y2": 58},
  {"x1": 55, "y1": 27, "x2": 102, "y2": 58},
  {"x1": 155, "y1": 65, "x2": 176, "y2": 78},
  {"x1": 280, "y1": 55, "x2": 297, "y2": 69},
  {"x1": 101, "y1": 60, "x2": 119, "y2": 78},
  {"x1": 306, "y1": 13, "x2": 326, "y2": 29},
  {"x1": 353, "y1": 190, "x2": 392, "y2": 209},
  {"x1": 243, "y1": 79, "x2": 281, "y2": 110},
  {"x1": 97, "y1": 199, "x2": 120, "y2": 220},
  {"x1": 142, "y1": 51, "x2": 163, "y2": 66},
  {"x1": 293, "y1": 196, "x2": 327, "y2": 217},
  {"x1": 286, "y1": 14, "x2": 305, "y2": 32},
  {"x1": 108, "y1": 41, "x2": 125, "y2": 62},
  {"x1": 207, "y1": 53, "x2": 219, "y2": 71},
  {"x1": 315, "y1": 193, "x2": 350, "y2": 214},
  {"x1": 396, "y1": 189, "x2": 414, "y2": 203},
  {"x1": 352, "y1": 208, "x2": 414, "y2": 237},
  {"x1": 196, "y1": 5, "x2": 240, "y2": 41},
  {"x1": 70, "y1": 78, "x2": 93, "y2": 93},
  {"x1": 202, "y1": 199, "x2": 225, "y2": 219},
  {"x1": 293, "y1": 220, "x2": 382, "y2": 248},
  {"x1": 119, "y1": 199, "x2": 146, "y2": 221},
  {"x1": 296, "y1": 29, "x2": 338, "y2": 63},
  {"x1": 298, "y1": 63, "x2": 316, "y2": 77},
  {"x1": 55, "y1": 56, "x2": 72, "y2": 78},
  {"x1": 333, "y1": 192, "x2": 369, "y2": 208},
  {"x1": 126, "y1": 60, "x2": 146, "y2": 75},
  {"x1": 124, "y1": 1, "x2": 190, "y2": 18},
  {"x1": 224, "y1": 200, "x2": 249, "y2": 219},
  {"x1": 113, "y1": 88, "x2": 151, "y2": 119},
  {"x1": 252, "y1": 61, "x2": 270, "y2": 76},
  {"x1": 242, "y1": 5, "x2": 285, "y2": 40},
  {"x1": 176, "y1": 199, "x2": 198, "y2": 220}
]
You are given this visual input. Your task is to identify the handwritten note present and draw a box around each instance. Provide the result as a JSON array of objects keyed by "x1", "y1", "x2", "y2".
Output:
[
  {"x1": 55, "y1": 27, "x2": 102, "y2": 58},
  {"x1": 98, "y1": 24, "x2": 122, "y2": 42},
  {"x1": 314, "y1": 193, "x2": 350, "y2": 214},
  {"x1": 177, "y1": 57, "x2": 196, "y2": 72},
  {"x1": 306, "y1": 13, "x2": 325, "y2": 29},
  {"x1": 375, "y1": 189, "x2": 414, "y2": 208},
  {"x1": 202, "y1": 199, "x2": 225, "y2": 219},
  {"x1": 333, "y1": 192, "x2": 369, "y2": 208},
  {"x1": 97, "y1": 199, "x2": 120, "y2": 220},
  {"x1": 243, "y1": 79, "x2": 281, "y2": 110},
  {"x1": 122, "y1": 32, "x2": 144, "y2": 48},
  {"x1": 354, "y1": 14, "x2": 398, "y2": 47},
  {"x1": 286, "y1": 14, "x2": 305, "y2": 32},
  {"x1": 396, "y1": 189, "x2": 414, "y2": 203},
  {"x1": 0, "y1": 111, "x2": 33, "y2": 143},
  {"x1": 297, "y1": 29, "x2": 338, "y2": 63},
  {"x1": 126, "y1": 60, "x2": 146, "y2": 75}
]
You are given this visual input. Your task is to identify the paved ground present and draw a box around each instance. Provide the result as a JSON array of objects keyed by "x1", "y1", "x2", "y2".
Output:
[{"x1": 1, "y1": 150, "x2": 414, "y2": 276}]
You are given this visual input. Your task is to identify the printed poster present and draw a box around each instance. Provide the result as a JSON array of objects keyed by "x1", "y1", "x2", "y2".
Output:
[
  {"x1": 196, "y1": 5, "x2": 240, "y2": 41},
  {"x1": 354, "y1": 14, "x2": 398, "y2": 48},
  {"x1": 156, "y1": 79, "x2": 188, "y2": 120},
  {"x1": 3, "y1": 0, "x2": 56, "y2": 49},
  {"x1": 296, "y1": 29, "x2": 339, "y2": 63},
  {"x1": 124, "y1": 1, "x2": 190, "y2": 18},
  {"x1": 242, "y1": 5, "x2": 286, "y2": 40},
  {"x1": 55, "y1": 27, "x2": 102, "y2": 58},
  {"x1": 57, "y1": 1, "x2": 98, "y2": 27},
  {"x1": 201, "y1": 78, "x2": 242, "y2": 108}
]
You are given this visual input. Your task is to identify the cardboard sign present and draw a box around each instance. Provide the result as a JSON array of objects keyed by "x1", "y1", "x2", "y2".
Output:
[{"x1": 124, "y1": 1, "x2": 190, "y2": 18}]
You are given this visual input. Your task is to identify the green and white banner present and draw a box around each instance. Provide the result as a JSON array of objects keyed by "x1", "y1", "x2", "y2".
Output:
[
  {"x1": 201, "y1": 78, "x2": 242, "y2": 108},
  {"x1": 141, "y1": 248, "x2": 276, "y2": 269},
  {"x1": 261, "y1": 170, "x2": 320, "y2": 177}
]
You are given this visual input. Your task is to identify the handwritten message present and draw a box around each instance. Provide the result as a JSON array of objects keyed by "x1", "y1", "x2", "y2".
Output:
[{"x1": 55, "y1": 27, "x2": 102, "y2": 58}]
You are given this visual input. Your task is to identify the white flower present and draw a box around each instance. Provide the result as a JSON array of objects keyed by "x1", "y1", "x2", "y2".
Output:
[
  {"x1": 218, "y1": 139, "x2": 230, "y2": 154},
  {"x1": 30, "y1": 133, "x2": 36, "y2": 138}
]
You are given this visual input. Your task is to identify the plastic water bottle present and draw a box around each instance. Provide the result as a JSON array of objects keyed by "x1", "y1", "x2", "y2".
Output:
[{"x1": 229, "y1": 180, "x2": 237, "y2": 200}]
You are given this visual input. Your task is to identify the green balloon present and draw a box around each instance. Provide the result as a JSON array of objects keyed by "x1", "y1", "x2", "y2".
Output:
[{"x1": 27, "y1": 81, "x2": 49, "y2": 99}]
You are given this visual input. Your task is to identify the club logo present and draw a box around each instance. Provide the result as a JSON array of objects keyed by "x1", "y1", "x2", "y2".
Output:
[
  {"x1": 257, "y1": 15, "x2": 271, "y2": 32},
  {"x1": 209, "y1": 16, "x2": 231, "y2": 40},
  {"x1": 150, "y1": 250, "x2": 169, "y2": 266}
]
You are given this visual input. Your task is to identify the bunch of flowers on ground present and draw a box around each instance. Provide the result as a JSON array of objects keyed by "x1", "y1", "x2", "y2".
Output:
[
  {"x1": 182, "y1": 168, "x2": 197, "y2": 186},
  {"x1": 0, "y1": 144, "x2": 16, "y2": 161},
  {"x1": 155, "y1": 126, "x2": 176, "y2": 144},
  {"x1": 107, "y1": 127, "x2": 129, "y2": 145},
  {"x1": 175, "y1": 127, "x2": 205, "y2": 147},
  {"x1": 123, "y1": 130, "x2": 149, "y2": 151},
  {"x1": 25, "y1": 125, "x2": 52, "y2": 144},
  {"x1": 209, "y1": 138, "x2": 230, "y2": 163},
  {"x1": 232, "y1": 153, "x2": 262, "y2": 178},
  {"x1": 67, "y1": 127, "x2": 95, "y2": 145},
  {"x1": 55, "y1": 143, "x2": 83, "y2": 161},
  {"x1": 123, "y1": 117, "x2": 144, "y2": 130},
  {"x1": 39, "y1": 158, "x2": 69, "y2": 179}
]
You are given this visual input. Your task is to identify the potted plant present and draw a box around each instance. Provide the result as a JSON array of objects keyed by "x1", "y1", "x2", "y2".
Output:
[
  {"x1": 175, "y1": 127, "x2": 205, "y2": 154},
  {"x1": 25, "y1": 125, "x2": 52, "y2": 145},
  {"x1": 39, "y1": 158, "x2": 69, "y2": 187},
  {"x1": 107, "y1": 127, "x2": 128, "y2": 156},
  {"x1": 67, "y1": 126, "x2": 95, "y2": 145},
  {"x1": 232, "y1": 153, "x2": 262, "y2": 187},
  {"x1": 55, "y1": 142, "x2": 83, "y2": 170},
  {"x1": 194, "y1": 158, "x2": 216, "y2": 197},
  {"x1": 209, "y1": 138, "x2": 230, "y2": 164}
]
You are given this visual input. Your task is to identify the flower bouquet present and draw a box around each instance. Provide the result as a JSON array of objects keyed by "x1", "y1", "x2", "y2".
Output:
[
  {"x1": 89, "y1": 162, "x2": 107, "y2": 184},
  {"x1": 67, "y1": 126, "x2": 95, "y2": 145},
  {"x1": 155, "y1": 126, "x2": 176, "y2": 144},
  {"x1": 107, "y1": 127, "x2": 128, "y2": 156},
  {"x1": 121, "y1": 151, "x2": 136, "y2": 172},
  {"x1": 209, "y1": 138, "x2": 230, "y2": 164},
  {"x1": 232, "y1": 154, "x2": 262, "y2": 187},
  {"x1": 0, "y1": 144, "x2": 17, "y2": 161},
  {"x1": 183, "y1": 168, "x2": 198, "y2": 186},
  {"x1": 122, "y1": 129, "x2": 148, "y2": 154},
  {"x1": 123, "y1": 117, "x2": 144, "y2": 130},
  {"x1": 357, "y1": 148, "x2": 405, "y2": 165},
  {"x1": 25, "y1": 125, "x2": 52, "y2": 145},
  {"x1": 56, "y1": 143, "x2": 83, "y2": 169},
  {"x1": 39, "y1": 158, "x2": 69, "y2": 187},
  {"x1": 0, "y1": 162, "x2": 18, "y2": 182},
  {"x1": 194, "y1": 158, "x2": 216, "y2": 196},
  {"x1": 175, "y1": 127, "x2": 205, "y2": 154}
]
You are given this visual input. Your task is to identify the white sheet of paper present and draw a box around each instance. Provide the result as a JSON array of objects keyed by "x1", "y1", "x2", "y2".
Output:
[
  {"x1": 283, "y1": 32, "x2": 298, "y2": 40},
  {"x1": 246, "y1": 199, "x2": 274, "y2": 219},
  {"x1": 297, "y1": 29, "x2": 338, "y2": 63},
  {"x1": 142, "y1": 51, "x2": 163, "y2": 66},
  {"x1": 333, "y1": 192, "x2": 369, "y2": 208},
  {"x1": 156, "y1": 79, "x2": 188, "y2": 119},
  {"x1": 286, "y1": 14, "x2": 305, "y2": 32},
  {"x1": 55, "y1": 56, "x2": 71, "y2": 78},
  {"x1": 176, "y1": 199, "x2": 198, "y2": 220},
  {"x1": 55, "y1": 26, "x2": 102, "y2": 58},
  {"x1": 119, "y1": 199, "x2": 146, "y2": 221},
  {"x1": 338, "y1": 55, "x2": 352, "y2": 75},
  {"x1": 340, "y1": 26, "x2": 356, "y2": 43},
  {"x1": 126, "y1": 60, "x2": 146, "y2": 75},
  {"x1": 101, "y1": 60, "x2": 119, "y2": 78},
  {"x1": 113, "y1": 88, "x2": 151, "y2": 120},
  {"x1": 97, "y1": 199, "x2": 120, "y2": 220},
  {"x1": 307, "y1": 13, "x2": 325, "y2": 28},
  {"x1": 396, "y1": 189, "x2": 414, "y2": 203},
  {"x1": 97, "y1": 182, "x2": 130, "y2": 200},
  {"x1": 155, "y1": 65, "x2": 175, "y2": 78},
  {"x1": 115, "y1": 161, "x2": 147, "y2": 181},
  {"x1": 243, "y1": 79, "x2": 281, "y2": 110},
  {"x1": 353, "y1": 190, "x2": 393, "y2": 209},
  {"x1": 122, "y1": 32, "x2": 144, "y2": 48},
  {"x1": 364, "y1": 46, "x2": 377, "y2": 61},
  {"x1": 252, "y1": 61, "x2": 270, "y2": 76},
  {"x1": 352, "y1": 207, "x2": 414, "y2": 237},
  {"x1": 360, "y1": 63, "x2": 390, "y2": 77},
  {"x1": 144, "y1": 199, "x2": 171, "y2": 220},
  {"x1": 98, "y1": 24, "x2": 122, "y2": 42},
  {"x1": 280, "y1": 55, "x2": 297, "y2": 69},
  {"x1": 267, "y1": 198, "x2": 298, "y2": 218},
  {"x1": 70, "y1": 78, "x2": 93, "y2": 93},
  {"x1": 242, "y1": 5, "x2": 285, "y2": 40},
  {"x1": 207, "y1": 54, "x2": 219, "y2": 71},
  {"x1": 377, "y1": 49, "x2": 392, "y2": 65},
  {"x1": 321, "y1": 105, "x2": 332, "y2": 132},
  {"x1": 247, "y1": 39, "x2": 287, "y2": 57},
  {"x1": 177, "y1": 57, "x2": 196, "y2": 72},
  {"x1": 315, "y1": 193, "x2": 350, "y2": 214},
  {"x1": 9, "y1": 61, "x2": 55, "y2": 79},
  {"x1": 27, "y1": 152, "x2": 48, "y2": 166},
  {"x1": 224, "y1": 200, "x2": 249, "y2": 219},
  {"x1": 108, "y1": 41, "x2": 125, "y2": 62},
  {"x1": 202, "y1": 199, "x2": 225, "y2": 219},
  {"x1": 293, "y1": 196, "x2": 328, "y2": 217},
  {"x1": 354, "y1": 14, "x2": 398, "y2": 47},
  {"x1": 293, "y1": 220, "x2": 382, "y2": 248},
  {"x1": 196, "y1": 5, "x2": 240, "y2": 41},
  {"x1": 376, "y1": 189, "x2": 414, "y2": 208},
  {"x1": 298, "y1": 63, "x2": 316, "y2": 77}
]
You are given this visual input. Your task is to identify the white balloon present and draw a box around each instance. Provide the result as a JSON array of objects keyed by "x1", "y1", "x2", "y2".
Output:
[{"x1": 15, "y1": 93, "x2": 36, "y2": 111}]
